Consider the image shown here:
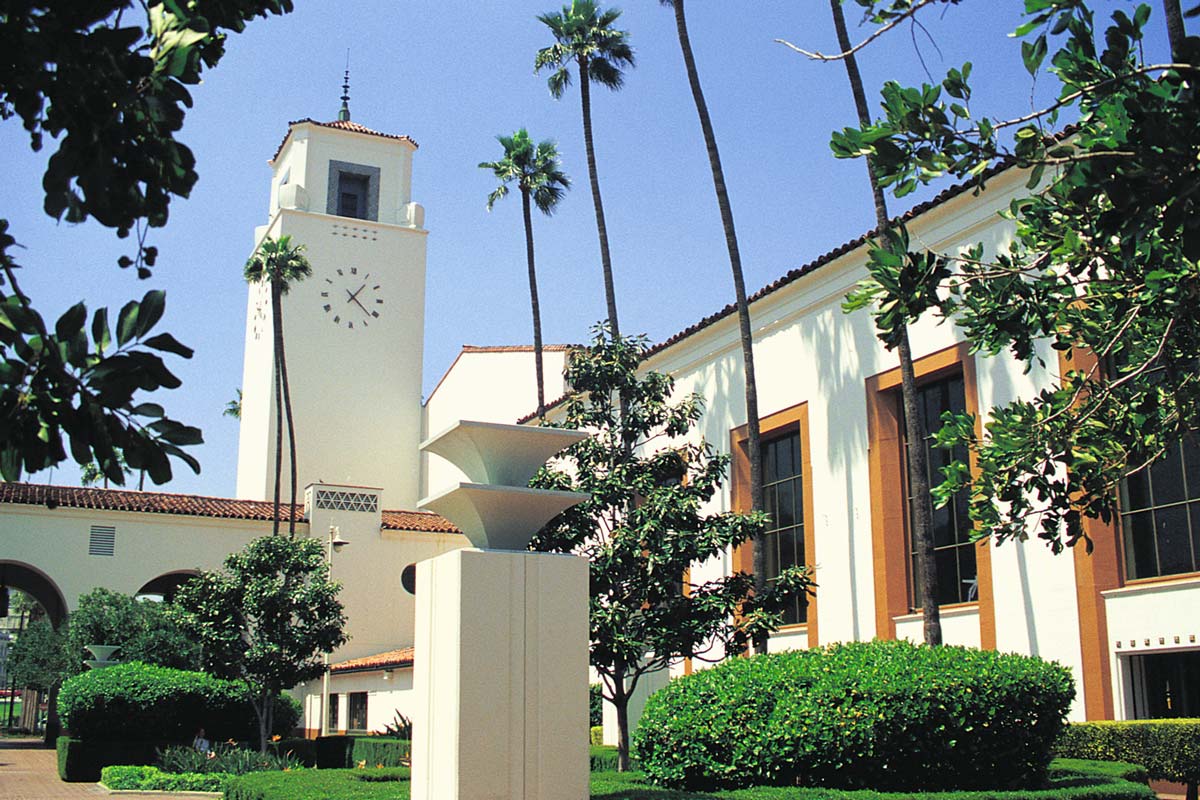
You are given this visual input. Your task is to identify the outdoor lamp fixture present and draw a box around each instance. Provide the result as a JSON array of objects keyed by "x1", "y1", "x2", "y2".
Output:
[{"x1": 321, "y1": 526, "x2": 350, "y2": 736}]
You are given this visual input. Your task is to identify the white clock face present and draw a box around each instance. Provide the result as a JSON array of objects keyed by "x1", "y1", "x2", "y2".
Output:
[{"x1": 320, "y1": 266, "x2": 384, "y2": 330}]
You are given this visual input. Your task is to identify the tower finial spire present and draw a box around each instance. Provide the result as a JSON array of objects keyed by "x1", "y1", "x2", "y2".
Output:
[{"x1": 338, "y1": 51, "x2": 351, "y2": 122}]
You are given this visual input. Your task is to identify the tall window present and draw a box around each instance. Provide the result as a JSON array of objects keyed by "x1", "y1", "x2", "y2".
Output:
[
  {"x1": 327, "y1": 693, "x2": 339, "y2": 732},
  {"x1": 761, "y1": 431, "x2": 806, "y2": 625},
  {"x1": 1120, "y1": 439, "x2": 1200, "y2": 579},
  {"x1": 901, "y1": 373, "x2": 977, "y2": 607},
  {"x1": 348, "y1": 691, "x2": 368, "y2": 732},
  {"x1": 337, "y1": 172, "x2": 369, "y2": 219}
]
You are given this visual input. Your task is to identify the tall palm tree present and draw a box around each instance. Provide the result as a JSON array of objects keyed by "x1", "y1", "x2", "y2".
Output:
[
  {"x1": 658, "y1": 0, "x2": 769, "y2": 652},
  {"x1": 244, "y1": 235, "x2": 312, "y2": 538},
  {"x1": 480, "y1": 129, "x2": 571, "y2": 421},
  {"x1": 828, "y1": 0, "x2": 941, "y2": 644},
  {"x1": 535, "y1": 0, "x2": 634, "y2": 339}
]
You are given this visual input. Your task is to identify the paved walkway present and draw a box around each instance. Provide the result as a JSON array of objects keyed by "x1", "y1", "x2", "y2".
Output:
[{"x1": 0, "y1": 738, "x2": 201, "y2": 800}]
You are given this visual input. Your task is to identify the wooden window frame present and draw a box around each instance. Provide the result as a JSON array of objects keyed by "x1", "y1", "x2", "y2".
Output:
[
  {"x1": 730, "y1": 402, "x2": 817, "y2": 645},
  {"x1": 865, "y1": 342, "x2": 995, "y2": 648}
]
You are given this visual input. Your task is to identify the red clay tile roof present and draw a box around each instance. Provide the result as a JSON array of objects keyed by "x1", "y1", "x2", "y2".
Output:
[
  {"x1": 0, "y1": 483, "x2": 459, "y2": 534},
  {"x1": 331, "y1": 647, "x2": 415, "y2": 673},
  {"x1": 271, "y1": 118, "x2": 419, "y2": 162},
  {"x1": 382, "y1": 509, "x2": 459, "y2": 534}
]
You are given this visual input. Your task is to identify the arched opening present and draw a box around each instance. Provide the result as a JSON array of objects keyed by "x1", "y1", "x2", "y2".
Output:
[
  {"x1": 0, "y1": 562, "x2": 68, "y2": 629},
  {"x1": 135, "y1": 571, "x2": 200, "y2": 603}
]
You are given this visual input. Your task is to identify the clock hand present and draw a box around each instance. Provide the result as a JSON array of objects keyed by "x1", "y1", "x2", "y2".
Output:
[
  {"x1": 351, "y1": 296, "x2": 371, "y2": 315},
  {"x1": 346, "y1": 283, "x2": 367, "y2": 303}
]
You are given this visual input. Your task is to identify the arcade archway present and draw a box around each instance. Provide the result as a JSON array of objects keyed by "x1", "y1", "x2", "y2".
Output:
[
  {"x1": 0, "y1": 562, "x2": 68, "y2": 628},
  {"x1": 135, "y1": 571, "x2": 200, "y2": 603}
]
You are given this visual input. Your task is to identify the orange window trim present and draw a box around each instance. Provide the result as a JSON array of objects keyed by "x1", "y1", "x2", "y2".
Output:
[
  {"x1": 864, "y1": 342, "x2": 995, "y2": 649},
  {"x1": 731, "y1": 402, "x2": 818, "y2": 647},
  {"x1": 1062, "y1": 347, "x2": 1121, "y2": 720}
]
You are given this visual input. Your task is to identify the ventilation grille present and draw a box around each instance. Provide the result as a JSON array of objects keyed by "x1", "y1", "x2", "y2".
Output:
[
  {"x1": 88, "y1": 525, "x2": 116, "y2": 557},
  {"x1": 314, "y1": 490, "x2": 378, "y2": 513}
]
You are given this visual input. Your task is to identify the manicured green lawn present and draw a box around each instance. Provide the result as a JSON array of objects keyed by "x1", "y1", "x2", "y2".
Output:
[{"x1": 224, "y1": 760, "x2": 1153, "y2": 800}]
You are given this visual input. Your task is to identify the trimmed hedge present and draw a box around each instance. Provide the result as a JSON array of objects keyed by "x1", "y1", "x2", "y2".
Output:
[
  {"x1": 58, "y1": 661, "x2": 298, "y2": 743},
  {"x1": 225, "y1": 767, "x2": 409, "y2": 800},
  {"x1": 1057, "y1": 719, "x2": 1200, "y2": 788},
  {"x1": 634, "y1": 640, "x2": 1076, "y2": 792},
  {"x1": 591, "y1": 725, "x2": 604, "y2": 746},
  {"x1": 269, "y1": 736, "x2": 318, "y2": 766},
  {"x1": 101, "y1": 764, "x2": 233, "y2": 793},
  {"x1": 353, "y1": 736, "x2": 410, "y2": 767},
  {"x1": 589, "y1": 760, "x2": 1153, "y2": 798},
  {"x1": 56, "y1": 736, "x2": 157, "y2": 782}
]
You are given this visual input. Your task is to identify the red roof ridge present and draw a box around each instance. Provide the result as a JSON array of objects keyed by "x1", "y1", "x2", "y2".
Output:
[
  {"x1": 271, "y1": 118, "x2": 419, "y2": 162},
  {"x1": 330, "y1": 646, "x2": 415, "y2": 673},
  {"x1": 0, "y1": 482, "x2": 459, "y2": 534},
  {"x1": 461, "y1": 343, "x2": 575, "y2": 353}
]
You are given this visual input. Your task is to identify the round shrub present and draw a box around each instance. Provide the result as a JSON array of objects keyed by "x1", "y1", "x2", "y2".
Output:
[
  {"x1": 59, "y1": 661, "x2": 296, "y2": 743},
  {"x1": 633, "y1": 639, "x2": 1075, "y2": 792}
]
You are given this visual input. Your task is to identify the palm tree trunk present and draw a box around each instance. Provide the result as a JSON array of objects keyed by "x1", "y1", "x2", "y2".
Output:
[
  {"x1": 277, "y1": 309, "x2": 299, "y2": 538},
  {"x1": 522, "y1": 189, "x2": 547, "y2": 421},
  {"x1": 830, "y1": 0, "x2": 941, "y2": 644},
  {"x1": 668, "y1": 0, "x2": 768, "y2": 652},
  {"x1": 1163, "y1": 0, "x2": 1188, "y2": 57},
  {"x1": 270, "y1": 281, "x2": 285, "y2": 537},
  {"x1": 578, "y1": 57, "x2": 621, "y2": 339}
]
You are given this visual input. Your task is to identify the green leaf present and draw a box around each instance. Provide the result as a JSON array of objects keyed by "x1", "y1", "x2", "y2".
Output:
[
  {"x1": 116, "y1": 300, "x2": 139, "y2": 347},
  {"x1": 142, "y1": 332, "x2": 194, "y2": 358},
  {"x1": 135, "y1": 290, "x2": 166, "y2": 338}
]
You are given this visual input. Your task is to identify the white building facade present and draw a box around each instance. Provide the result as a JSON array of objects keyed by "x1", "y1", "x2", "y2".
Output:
[{"x1": 0, "y1": 109, "x2": 1195, "y2": 740}]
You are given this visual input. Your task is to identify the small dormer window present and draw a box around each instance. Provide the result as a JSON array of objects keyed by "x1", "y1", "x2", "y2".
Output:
[{"x1": 327, "y1": 160, "x2": 380, "y2": 221}]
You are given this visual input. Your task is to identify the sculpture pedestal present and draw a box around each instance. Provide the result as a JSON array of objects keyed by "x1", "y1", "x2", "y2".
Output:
[{"x1": 411, "y1": 548, "x2": 589, "y2": 800}]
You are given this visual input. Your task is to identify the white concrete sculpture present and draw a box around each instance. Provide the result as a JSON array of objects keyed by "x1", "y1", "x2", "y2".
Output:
[{"x1": 414, "y1": 420, "x2": 590, "y2": 800}]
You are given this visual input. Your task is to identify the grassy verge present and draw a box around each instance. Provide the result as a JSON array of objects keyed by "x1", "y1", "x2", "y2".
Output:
[{"x1": 224, "y1": 760, "x2": 1151, "y2": 800}]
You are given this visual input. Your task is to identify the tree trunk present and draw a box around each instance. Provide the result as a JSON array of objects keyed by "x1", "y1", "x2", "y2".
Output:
[
  {"x1": 668, "y1": 0, "x2": 768, "y2": 654},
  {"x1": 43, "y1": 685, "x2": 60, "y2": 744},
  {"x1": 611, "y1": 668, "x2": 631, "y2": 772},
  {"x1": 277, "y1": 300, "x2": 299, "y2": 538},
  {"x1": 255, "y1": 692, "x2": 270, "y2": 754},
  {"x1": 830, "y1": 0, "x2": 941, "y2": 643},
  {"x1": 270, "y1": 281, "x2": 284, "y2": 537},
  {"x1": 522, "y1": 189, "x2": 547, "y2": 421},
  {"x1": 1163, "y1": 0, "x2": 1188, "y2": 58},
  {"x1": 578, "y1": 56, "x2": 621, "y2": 339}
]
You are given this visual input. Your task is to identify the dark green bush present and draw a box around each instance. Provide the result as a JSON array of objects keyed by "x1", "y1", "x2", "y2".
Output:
[
  {"x1": 589, "y1": 759, "x2": 1153, "y2": 798},
  {"x1": 591, "y1": 744, "x2": 637, "y2": 772},
  {"x1": 1057, "y1": 719, "x2": 1200, "y2": 790},
  {"x1": 58, "y1": 661, "x2": 295, "y2": 743},
  {"x1": 101, "y1": 764, "x2": 234, "y2": 792},
  {"x1": 56, "y1": 736, "x2": 158, "y2": 782},
  {"x1": 353, "y1": 736, "x2": 410, "y2": 767},
  {"x1": 225, "y1": 767, "x2": 409, "y2": 800},
  {"x1": 316, "y1": 734, "x2": 356, "y2": 768},
  {"x1": 634, "y1": 640, "x2": 1076, "y2": 792},
  {"x1": 270, "y1": 736, "x2": 318, "y2": 766}
]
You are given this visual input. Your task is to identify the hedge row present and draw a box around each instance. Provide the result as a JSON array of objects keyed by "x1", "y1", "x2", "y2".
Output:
[
  {"x1": 58, "y1": 661, "x2": 299, "y2": 743},
  {"x1": 57, "y1": 737, "x2": 158, "y2": 782},
  {"x1": 268, "y1": 735, "x2": 409, "y2": 768},
  {"x1": 225, "y1": 767, "x2": 410, "y2": 800},
  {"x1": 1056, "y1": 719, "x2": 1200, "y2": 786},
  {"x1": 635, "y1": 640, "x2": 1075, "y2": 792},
  {"x1": 101, "y1": 764, "x2": 233, "y2": 793},
  {"x1": 224, "y1": 760, "x2": 1149, "y2": 799}
]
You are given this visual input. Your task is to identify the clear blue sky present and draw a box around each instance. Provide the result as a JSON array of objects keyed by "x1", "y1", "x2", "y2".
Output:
[{"x1": 0, "y1": 2, "x2": 1173, "y2": 498}]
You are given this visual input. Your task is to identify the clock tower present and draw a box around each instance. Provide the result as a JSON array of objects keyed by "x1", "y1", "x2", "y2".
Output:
[{"x1": 235, "y1": 99, "x2": 427, "y2": 510}]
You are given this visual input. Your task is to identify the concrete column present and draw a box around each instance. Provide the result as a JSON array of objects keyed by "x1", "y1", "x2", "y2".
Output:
[{"x1": 411, "y1": 547, "x2": 588, "y2": 800}]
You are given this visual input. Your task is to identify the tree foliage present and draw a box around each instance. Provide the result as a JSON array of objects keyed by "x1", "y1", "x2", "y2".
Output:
[
  {"x1": 531, "y1": 327, "x2": 812, "y2": 769},
  {"x1": 7, "y1": 617, "x2": 72, "y2": 693},
  {"x1": 66, "y1": 587, "x2": 201, "y2": 672},
  {"x1": 0, "y1": 0, "x2": 295, "y2": 485},
  {"x1": 174, "y1": 535, "x2": 347, "y2": 752},
  {"x1": 834, "y1": 1, "x2": 1200, "y2": 551}
]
